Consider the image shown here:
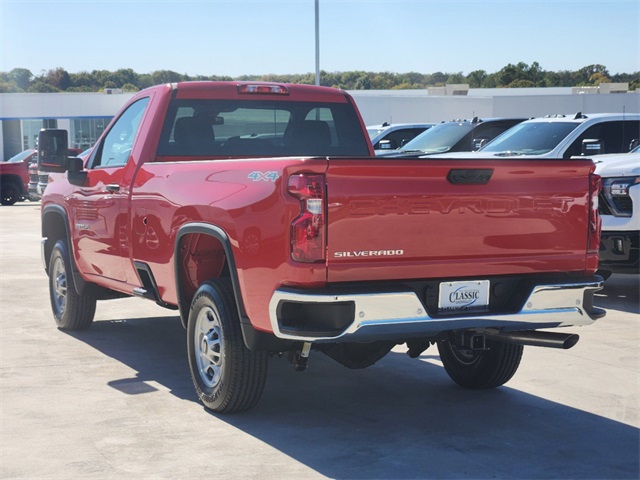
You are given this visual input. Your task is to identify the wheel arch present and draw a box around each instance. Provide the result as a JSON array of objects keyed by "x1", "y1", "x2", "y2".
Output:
[
  {"x1": 174, "y1": 222, "x2": 290, "y2": 352},
  {"x1": 41, "y1": 204, "x2": 92, "y2": 296},
  {"x1": 175, "y1": 223, "x2": 246, "y2": 329},
  {"x1": 41, "y1": 204, "x2": 72, "y2": 276}
]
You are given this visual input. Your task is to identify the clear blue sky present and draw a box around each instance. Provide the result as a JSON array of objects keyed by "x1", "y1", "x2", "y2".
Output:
[{"x1": 1, "y1": 0, "x2": 638, "y2": 77}]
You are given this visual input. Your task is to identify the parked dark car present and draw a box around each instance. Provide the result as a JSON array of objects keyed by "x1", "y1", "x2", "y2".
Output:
[
  {"x1": 367, "y1": 122, "x2": 434, "y2": 152},
  {"x1": 377, "y1": 117, "x2": 527, "y2": 157}
]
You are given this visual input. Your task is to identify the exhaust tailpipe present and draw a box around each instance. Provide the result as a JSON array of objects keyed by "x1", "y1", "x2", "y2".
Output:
[{"x1": 486, "y1": 331, "x2": 579, "y2": 350}]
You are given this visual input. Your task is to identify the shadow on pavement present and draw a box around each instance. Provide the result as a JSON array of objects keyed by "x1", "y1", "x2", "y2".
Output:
[
  {"x1": 66, "y1": 315, "x2": 195, "y2": 401},
  {"x1": 66, "y1": 313, "x2": 639, "y2": 479},
  {"x1": 596, "y1": 273, "x2": 640, "y2": 314}
]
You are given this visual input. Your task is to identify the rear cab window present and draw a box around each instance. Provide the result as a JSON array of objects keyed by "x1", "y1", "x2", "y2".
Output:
[{"x1": 156, "y1": 99, "x2": 370, "y2": 158}]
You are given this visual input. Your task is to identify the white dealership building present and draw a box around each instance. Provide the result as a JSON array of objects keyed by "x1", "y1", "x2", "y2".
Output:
[{"x1": 1, "y1": 84, "x2": 638, "y2": 160}]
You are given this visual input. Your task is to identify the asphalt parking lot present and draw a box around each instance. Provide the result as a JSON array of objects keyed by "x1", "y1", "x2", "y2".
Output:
[{"x1": 1, "y1": 201, "x2": 638, "y2": 480}]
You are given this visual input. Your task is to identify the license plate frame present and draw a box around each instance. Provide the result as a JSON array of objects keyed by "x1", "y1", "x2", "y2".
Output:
[{"x1": 438, "y1": 280, "x2": 490, "y2": 313}]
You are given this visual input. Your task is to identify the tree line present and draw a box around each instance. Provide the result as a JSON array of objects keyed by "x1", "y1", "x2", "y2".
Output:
[{"x1": 1, "y1": 62, "x2": 637, "y2": 93}]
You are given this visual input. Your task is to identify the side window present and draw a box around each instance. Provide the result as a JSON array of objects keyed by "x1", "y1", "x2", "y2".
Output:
[
  {"x1": 472, "y1": 124, "x2": 511, "y2": 150},
  {"x1": 380, "y1": 128, "x2": 427, "y2": 149},
  {"x1": 565, "y1": 124, "x2": 604, "y2": 158},
  {"x1": 623, "y1": 121, "x2": 640, "y2": 151},
  {"x1": 92, "y1": 97, "x2": 150, "y2": 168},
  {"x1": 565, "y1": 121, "x2": 640, "y2": 158}
]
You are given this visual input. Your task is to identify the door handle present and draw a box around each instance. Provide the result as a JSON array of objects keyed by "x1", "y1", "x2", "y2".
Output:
[
  {"x1": 447, "y1": 169, "x2": 493, "y2": 185},
  {"x1": 106, "y1": 184, "x2": 120, "y2": 193}
]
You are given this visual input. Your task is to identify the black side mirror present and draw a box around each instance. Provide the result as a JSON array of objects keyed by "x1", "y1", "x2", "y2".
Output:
[
  {"x1": 472, "y1": 138, "x2": 488, "y2": 151},
  {"x1": 377, "y1": 139, "x2": 395, "y2": 150},
  {"x1": 38, "y1": 129, "x2": 69, "y2": 172},
  {"x1": 629, "y1": 139, "x2": 639, "y2": 151},
  {"x1": 67, "y1": 156, "x2": 88, "y2": 187},
  {"x1": 581, "y1": 138, "x2": 604, "y2": 156}
]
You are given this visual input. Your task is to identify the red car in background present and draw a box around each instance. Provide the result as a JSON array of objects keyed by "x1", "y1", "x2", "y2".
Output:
[{"x1": 1, "y1": 149, "x2": 37, "y2": 205}]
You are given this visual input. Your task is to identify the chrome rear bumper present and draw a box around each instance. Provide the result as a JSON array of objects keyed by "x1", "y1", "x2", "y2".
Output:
[{"x1": 268, "y1": 279, "x2": 604, "y2": 342}]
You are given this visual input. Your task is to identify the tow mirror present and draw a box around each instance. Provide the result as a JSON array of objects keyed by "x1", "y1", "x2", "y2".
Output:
[
  {"x1": 581, "y1": 138, "x2": 604, "y2": 156},
  {"x1": 38, "y1": 129, "x2": 69, "y2": 173}
]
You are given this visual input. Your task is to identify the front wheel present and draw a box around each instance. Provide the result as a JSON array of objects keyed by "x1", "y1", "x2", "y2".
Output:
[
  {"x1": 49, "y1": 240, "x2": 96, "y2": 330},
  {"x1": 1, "y1": 181, "x2": 19, "y2": 205},
  {"x1": 437, "y1": 337, "x2": 523, "y2": 389},
  {"x1": 187, "y1": 279, "x2": 268, "y2": 413}
]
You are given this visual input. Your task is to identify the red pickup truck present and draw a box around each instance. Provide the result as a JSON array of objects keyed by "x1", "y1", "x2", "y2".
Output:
[
  {"x1": 38, "y1": 81, "x2": 605, "y2": 413},
  {"x1": 1, "y1": 149, "x2": 36, "y2": 205}
]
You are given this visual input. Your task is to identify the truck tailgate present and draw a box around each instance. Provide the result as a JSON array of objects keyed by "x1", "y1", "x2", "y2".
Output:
[{"x1": 325, "y1": 158, "x2": 594, "y2": 283}]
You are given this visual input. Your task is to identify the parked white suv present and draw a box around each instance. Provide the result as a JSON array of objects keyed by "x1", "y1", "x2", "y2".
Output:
[
  {"x1": 589, "y1": 147, "x2": 640, "y2": 275},
  {"x1": 431, "y1": 113, "x2": 640, "y2": 159}
]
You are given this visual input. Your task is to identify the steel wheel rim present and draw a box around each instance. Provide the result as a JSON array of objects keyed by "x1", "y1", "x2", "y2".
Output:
[
  {"x1": 51, "y1": 255, "x2": 67, "y2": 315},
  {"x1": 194, "y1": 305, "x2": 224, "y2": 389}
]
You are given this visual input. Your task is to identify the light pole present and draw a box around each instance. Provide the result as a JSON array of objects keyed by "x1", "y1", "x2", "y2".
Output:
[{"x1": 315, "y1": 0, "x2": 320, "y2": 86}]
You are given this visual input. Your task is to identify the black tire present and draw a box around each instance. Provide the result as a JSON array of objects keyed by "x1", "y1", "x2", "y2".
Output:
[
  {"x1": 1, "y1": 181, "x2": 19, "y2": 206},
  {"x1": 437, "y1": 337, "x2": 523, "y2": 389},
  {"x1": 187, "y1": 279, "x2": 268, "y2": 413},
  {"x1": 48, "y1": 240, "x2": 97, "y2": 330}
]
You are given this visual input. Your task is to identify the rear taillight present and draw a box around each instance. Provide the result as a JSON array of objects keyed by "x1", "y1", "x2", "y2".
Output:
[
  {"x1": 588, "y1": 173, "x2": 602, "y2": 254},
  {"x1": 288, "y1": 174, "x2": 326, "y2": 263}
]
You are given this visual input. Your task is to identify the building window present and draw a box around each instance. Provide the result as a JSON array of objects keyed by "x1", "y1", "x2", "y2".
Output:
[
  {"x1": 70, "y1": 117, "x2": 112, "y2": 150},
  {"x1": 22, "y1": 119, "x2": 57, "y2": 150}
]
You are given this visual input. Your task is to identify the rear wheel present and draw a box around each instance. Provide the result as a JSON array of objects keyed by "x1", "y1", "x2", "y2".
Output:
[
  {"x1": 1, "y1": 181, "x2": 19, "y2": 205},
  {"x1": 187, "y1": 279, "x2": 268, "y2": 413},
  {"x1": 49, "y1": 240, "x2": 96, "y2": 330},
  {"x1": 437, "y1": 337, "x2": 523, "y2": 389}
]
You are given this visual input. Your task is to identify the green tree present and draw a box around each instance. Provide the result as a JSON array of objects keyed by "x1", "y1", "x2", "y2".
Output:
[
  {"x1": 588, "y1": 72, "x2": 611, "y2": 85},
  {"x1": 0, "y1": 79, "x2": 22, "y2": 92},
  {"x1": 69, "y1": 71, "x2": 95, "y2": 90},
  {"x1": 91, "y1": 70, "x2": 113, "y2": 88},
  {"x1": 28, "y1": 81, "x2": 59, "y2": 93},
  {"x1": 430, "y1": 71, "x2": 447, "y2": 85},
  {"x1": 354, "y1": 75, "x2": 371, "y2": 90},
  {"x1": 467, "y1": 70, "x2": 487, "y2": 88},
  {"x1": 507, "y1": 79, "x2": 536, "y2": 88},
  {"x1": 151, "y1": 70, "x2": 183, "y2": 84},
  {"x1": 121, "y1": 83, "x2": 139, "y2": 92},
  {"x1": 576, "y1": 64, "x2": 610, "y2": 85},
  {"x1": 8, "y1": 68, "x2": 33, "y2": 90},
  {"x1": 113, "y1": 68, "x2": 138, "y2": 87},
  {"x1": 497, "y1": 63, "x2": 520, "y2": 86},
  {"x1": 446, "y1": 72, "x2": 466, "y2": 84},
  {"x1": 66, "y1": 86, "x2": 93, "y2": 92},
  {"x1": 137, "y1": 74, "x2": 155, "y2": 89},
  {"x1": 45, "y1": 68, "x2": 71, "y2": 90}
]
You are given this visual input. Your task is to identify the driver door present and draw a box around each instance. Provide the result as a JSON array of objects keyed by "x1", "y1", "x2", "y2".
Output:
[{"x1": 69, "y1": 97, "x2": 149, "y2": 283}]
